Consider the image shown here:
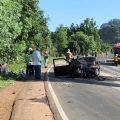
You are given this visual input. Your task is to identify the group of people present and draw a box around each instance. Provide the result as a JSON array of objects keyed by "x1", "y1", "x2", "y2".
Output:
[
  {"x1": 26, "y1": 47, "x2": 49, "y2": 80},
  {"x1": 26, "y1": 47, "x2": 74, "y2": 80}
]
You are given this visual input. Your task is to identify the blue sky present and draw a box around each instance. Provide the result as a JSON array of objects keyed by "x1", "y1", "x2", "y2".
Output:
[{"x1": 39, "y1": 0, "x2": 120, "y2": 31}]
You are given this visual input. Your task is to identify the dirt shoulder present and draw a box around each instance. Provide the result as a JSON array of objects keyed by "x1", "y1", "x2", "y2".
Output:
[
  {"x1": 11, "y1": 81, "x2": 53, "y2": 120},
  {"x1": 0, "y1": 66, "x2": 54, "y2": 120},
  {"x1": 0, "y1": 81, "x2": 24, "y2": 120}
]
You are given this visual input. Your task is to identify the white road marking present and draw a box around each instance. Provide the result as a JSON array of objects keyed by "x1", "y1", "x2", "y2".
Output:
[{"x1": 47, "y1": 65, "x2": 69, "y2": 120}]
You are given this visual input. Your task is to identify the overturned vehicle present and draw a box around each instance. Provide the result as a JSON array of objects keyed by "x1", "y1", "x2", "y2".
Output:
[{"x1": 53, "y1": 56, "x2": 100, "y2": 78}]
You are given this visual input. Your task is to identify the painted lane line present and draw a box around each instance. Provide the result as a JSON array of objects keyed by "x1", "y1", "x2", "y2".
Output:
[{"x1": 47, "y1": 65, "x2": 69, "y2": 120}]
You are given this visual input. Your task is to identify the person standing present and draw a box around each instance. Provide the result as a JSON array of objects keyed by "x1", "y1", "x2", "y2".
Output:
[
  {"x1": 32, "y1": 47, "x2": 41, "y2": 80},
  {"x1": 44, "y1": 50, "x2": 49, "y2": 68},
  {"x1": 66, "y1": 49, "x2": 73, "y2": 62},
  {"x1": 26, "y1": 48, "x2": 34, "y2": 79}
]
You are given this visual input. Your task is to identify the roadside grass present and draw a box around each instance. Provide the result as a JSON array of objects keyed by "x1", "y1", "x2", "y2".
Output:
[{"x1": 0, "y1": 79, "x2": 14, "y2": 88}]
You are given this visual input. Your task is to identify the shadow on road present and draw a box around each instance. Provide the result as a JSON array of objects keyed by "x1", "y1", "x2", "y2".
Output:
[
  {"x1": 2, "y1": 65, "x2": 120, "y2": 89},
  {"x1": 45, "y1": 70, "x2": 120, "y2": 88}
]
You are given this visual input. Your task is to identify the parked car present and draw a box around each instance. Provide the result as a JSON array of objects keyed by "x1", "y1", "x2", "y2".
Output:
[{"x1": 53, "y1": 56, "x2": 100, "y2": 78}]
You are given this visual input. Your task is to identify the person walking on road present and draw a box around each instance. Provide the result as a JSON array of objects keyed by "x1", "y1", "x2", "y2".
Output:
[
  {"x1": 32, "y1": 46, "x2": 42, "y2": 80},
  {"x1": 44, "y1": 50, "x2": 49, "y2": 68}
]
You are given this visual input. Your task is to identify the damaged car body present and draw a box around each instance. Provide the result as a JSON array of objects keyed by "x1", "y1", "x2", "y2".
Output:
[{"x1": 53, "y1": 56, "x2": 100, "y2": 78}]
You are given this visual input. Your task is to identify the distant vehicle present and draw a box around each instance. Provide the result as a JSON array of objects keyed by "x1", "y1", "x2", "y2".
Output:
[
  {"x1": 113, "y1": 43, "x2": 120, "y2": 65},
  {"x1": 53, "y1": 56, "x2": 100, "y2": 78}
]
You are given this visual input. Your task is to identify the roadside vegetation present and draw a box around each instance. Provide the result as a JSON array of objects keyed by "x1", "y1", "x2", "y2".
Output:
[
  {"x1": 0, "y1": 0, "x2": 120, "y2": 87},
  {"x1": 0, "y1": 63, "x2": 25, "y2": 88}
]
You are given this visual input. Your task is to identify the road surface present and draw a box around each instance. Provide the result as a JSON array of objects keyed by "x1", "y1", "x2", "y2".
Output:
[{"x1": 46, "y1": 62, "x2": 120, "y2": 120}]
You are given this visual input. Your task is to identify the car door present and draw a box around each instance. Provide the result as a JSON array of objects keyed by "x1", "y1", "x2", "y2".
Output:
[{"x1": 53, "y1": 58, "x2": 72, "y2": 76}]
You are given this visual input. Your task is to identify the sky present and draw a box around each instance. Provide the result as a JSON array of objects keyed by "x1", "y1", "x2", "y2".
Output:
[{"x1": 39, "y1": 0, "x2": 120, "y2": 32}]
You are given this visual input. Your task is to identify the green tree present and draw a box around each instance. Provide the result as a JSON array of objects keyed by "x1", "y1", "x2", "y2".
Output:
[
  {"x1": 101, "y1": 43, "x2": 112, "y2": 53},
  {"x1": 99, "y1": 19, "x2": 120, "y2": 44},
  {"x1": 0, "y1": 0, "x2": 50, "y2": 63},
  {"x1": 80, "y1": 18, "x2": 101, "y2": 52},
  {"x1": 16, "y1": 0, "x2": 48, "y2": 45},
  {"x1": 0, "y1": 0, "x2": 22, "y2": 63},
  {"x1": 88, "y1": 36, "x2": 96, "y2": 53},
  {"x1": 53, "y1": 24, "x2": 68, "y2": 56},
  {"x1": 70, "y1": 32, "x2": 90, "y2": 55},
  {"x1": 80, "y1": 18, "x2": 97, "y2": 35}
]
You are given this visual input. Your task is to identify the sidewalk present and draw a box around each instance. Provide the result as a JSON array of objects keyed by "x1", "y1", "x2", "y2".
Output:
[{"x1": 10, "y1": 67, "x2": 54, "y2": 120}]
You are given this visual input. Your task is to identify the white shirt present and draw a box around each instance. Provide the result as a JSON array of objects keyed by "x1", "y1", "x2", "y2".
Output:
[{"x1": 32, "y1": 50, "x2": 41, "y2": 65}]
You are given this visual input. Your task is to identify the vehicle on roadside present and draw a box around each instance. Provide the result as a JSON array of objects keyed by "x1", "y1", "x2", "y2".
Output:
[
  {"x1": 53, "y1": 56, "x2": 100, "y2": 78},
  {"x1": 113, "y1": 43, "x2": 120, "y2": 66}
]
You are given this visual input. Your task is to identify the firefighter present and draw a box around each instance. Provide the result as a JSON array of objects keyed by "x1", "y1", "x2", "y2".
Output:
[{"x1": 66, "y1": 49, "x2": 73, "y2": 62}]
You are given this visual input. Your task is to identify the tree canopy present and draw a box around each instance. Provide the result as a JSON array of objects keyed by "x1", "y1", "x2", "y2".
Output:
[
  {"x1": 52, "y1": 18, "x2": 101, "y2": 56},
  {"x1": 0, "y1": 0, "x2": 50, "y2": 63},
  {"x1": 99, "y1": 19, "x2": 120, "y2": 44},
  {"x1": 1, "y1": 0, "x2": 115, "y2": 63}
]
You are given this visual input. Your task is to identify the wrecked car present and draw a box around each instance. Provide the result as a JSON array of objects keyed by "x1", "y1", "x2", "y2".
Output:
[{"x1": 53, "y1": 56, "x2": 100, "y2": 78}]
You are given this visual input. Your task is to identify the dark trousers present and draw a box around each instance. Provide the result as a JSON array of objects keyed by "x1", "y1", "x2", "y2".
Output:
[
  {"x1": 26, "y1": 64, "x2": 34, "y2": 77},
  {"x1": 34, "y1": 65, "x2": 41, "y2": 80}
]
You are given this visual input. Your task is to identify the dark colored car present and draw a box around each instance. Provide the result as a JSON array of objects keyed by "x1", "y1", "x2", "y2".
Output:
[{"x1": 53, "y1": 56, "x2": 100, "y2": 78}]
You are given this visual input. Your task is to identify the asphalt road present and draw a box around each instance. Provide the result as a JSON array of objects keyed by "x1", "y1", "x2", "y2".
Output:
[{"x1": 47, "y1": 63, "x2": 120, "y2": 120}]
